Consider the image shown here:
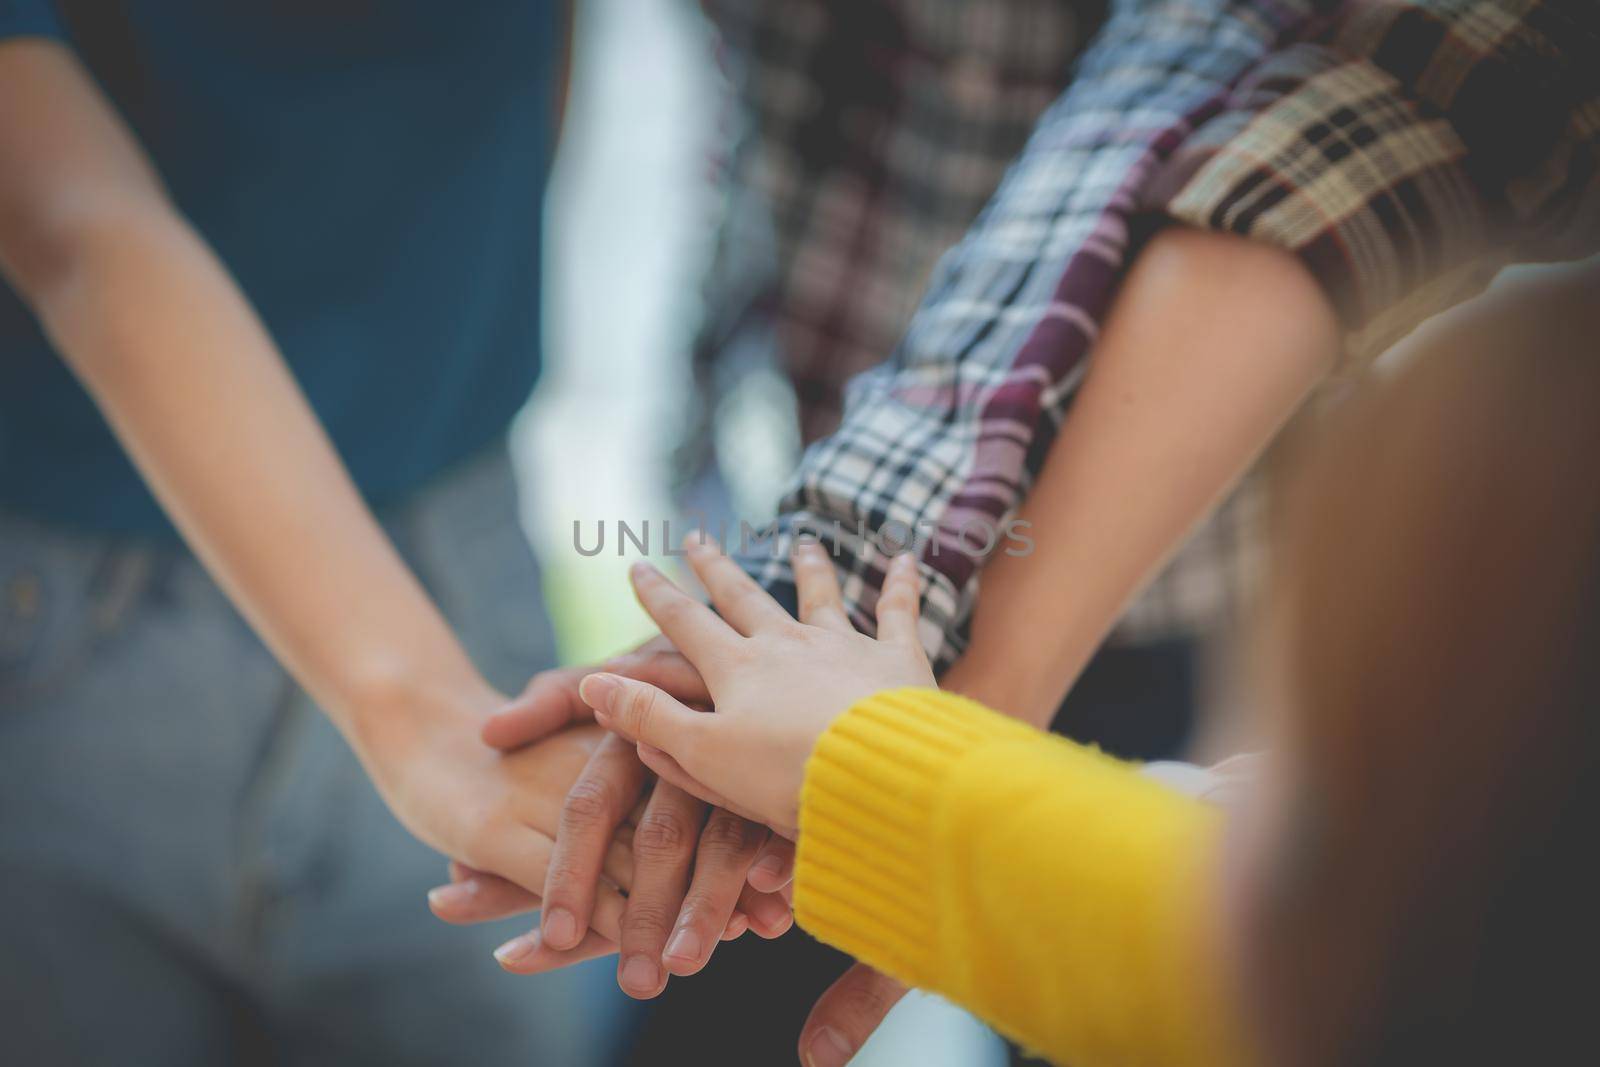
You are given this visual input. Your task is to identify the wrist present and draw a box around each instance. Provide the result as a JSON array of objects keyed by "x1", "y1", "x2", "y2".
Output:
[
  {"x1": 336, "y1": 655, "x2": 502, "y2": 756},
  {"x1": 943, "y1": 652, "x2": 1076, "y2": 729}
]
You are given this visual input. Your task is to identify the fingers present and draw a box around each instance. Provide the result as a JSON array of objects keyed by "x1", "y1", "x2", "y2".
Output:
[
  {"x1": 735, "y1": 881, "x2": 795, "y2": 939},
  {"x1": 798, "y1": 963, "x2": 911, "y2": 1067},
  {"x1": 792, "y1": 540, "x2": 853, "y2": 633},
  {"x1": 483, "y1": 634, "x2": 711, "y2": 750},
  {"x1": 540, "y1": 733, "x2": 650, "y2": 950},
  {"x1": 481, "y1": 663, "x2": 593, "y2": 750},
  {"x1": 428, "y1": 863, "x2": 540, "y2": 924},
  {"x1": 603, "y1": 646, "x2": 712, "y2": 707},
  {"x1": 617, "y1": 783, "x2": 704, "y2": 999},
  {"x1": 747, "y1": 835, "x2": 795, "y2": 893},
  {"x1": 480, "y1": 827, "x2": 630, "y2": 945},
  {"x1": 681, "y1": 534, "x2": 791, "y2": 635},
  {"x1": 874, "y1": 551, "x2": 923, "y2": 648},
  {"x1": 636, "y1": 742, "x2": 726, "y2": 808},
  {"x1": 636, "y1": 742, "x2": 778, "y2": 830},
  {"x1": 581, "y1": 673, "x2": 708, "y2": 769},
  {"x1": 493, "y1": 926, "x2": 619, "y2": 975},
  {"x1": 629, "y1": 560, "x2": 740, "y2": 664},
  {"x1": 661, "y1": 809, "x2": 764, "y2": 977}
]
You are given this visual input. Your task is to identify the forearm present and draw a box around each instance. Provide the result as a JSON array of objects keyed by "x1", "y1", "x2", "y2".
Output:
[
  {"x1": 947, "y1": 228, "x2": 1338, "y2": 725},
  {"x1": 0, "y1": 41, "x2": 484, "y2": 743},
  {"x1": 795, "y1": 688, "x2": 1244, "y2": 1067},
  {"x1": 18, "y1": 203, "x2": 490, "y2": 742}
]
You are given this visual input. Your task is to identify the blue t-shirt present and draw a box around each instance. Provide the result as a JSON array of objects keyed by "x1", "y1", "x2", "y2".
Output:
[{"x1": 0, "y1": 0, "x2": 561, "y2": 536}]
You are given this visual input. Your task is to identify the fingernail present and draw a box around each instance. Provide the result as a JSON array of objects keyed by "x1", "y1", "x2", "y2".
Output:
[
  {"x1": 542, "y1": 907, "x2": 578, "y2": 949},
  {"x1": 747, "y1": 892, "x2": 794, "y2": 936},
  {"x1": 805, "y1": 1025, "x2": 855, "y2": 1067},
  {"x1": 493, "y1": 933, "x2": 539, "y2": 966},
  {"x1": 664, "y1": 926, "x2": 702, "y2": 964},
  {"x1": 629, "y1": 561, "x2": 660, "y2": 581},
  {"x1": 578, "y1": 673, "x2": 621, "y2": 715},
  {"x1": 722, "y1": 913, "x2": 749, "y2": 940},
  {"x1": 753, "y1": 853, "x2": 789, "y2": 881},
  {"x1": 620, "y1": 954, "x2": 660, "y2": 995},
  {"x1": 428, "y1": 880, "x2": 480, "y2": 910}
]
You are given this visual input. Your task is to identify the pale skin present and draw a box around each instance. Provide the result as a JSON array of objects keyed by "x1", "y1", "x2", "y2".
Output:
[
  {"x1": 463, "y1": 224, "x2": 1341, "y2": 1062},
  {"x1": 0, "y1": 38, "x2": 785, "y2": 976},
  {"x1": 580, "y1": 539, "x2": 934, "y2": 835},
  {"x1": 1, "y1": 20, "x2": 1343, "y2": 1057},
  {"x1": 941, "y1": 226, "x2": 1341, "y2": 726}
]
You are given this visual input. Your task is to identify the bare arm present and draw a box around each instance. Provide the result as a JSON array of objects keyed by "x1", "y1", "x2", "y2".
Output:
[
  {"x1": 942, "y1": 227, "x2": 1339, "y2": 726},
  {"x1": 0, "y1": 39, "x2": 478, "y2": 734},
  {"x1": 0, "y1": 40, "x2": 626, "y2": 916}
]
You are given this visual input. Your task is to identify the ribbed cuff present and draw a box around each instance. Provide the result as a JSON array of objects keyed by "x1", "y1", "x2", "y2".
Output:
[
  {"x1": 793, "y1": 688, "x2": 1242, "y2": 1067},
  {"x1": 793, "y1": 687, "x2": 1041, "y2": 987}
]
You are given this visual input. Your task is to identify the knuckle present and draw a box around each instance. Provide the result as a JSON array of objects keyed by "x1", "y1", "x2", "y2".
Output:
[
  {"x1": 561, "y1": 778, "x2": 616, "y2": 828},
  {"x1": 699, "y1": 814, "x2": 760, "y2": 860},
  {"x1": 797, "y1": 590, "x2": 830, "y2": 616},
  {"x1": 544, "y1": 857, "x2": 592, "y2": 899},
  {"x1": 634, "y1": 687, "x2": 666, "y2": 737},
  {"x1": 635, "y1": 811, "x2": 694, "y2": 857},
  {"x1": 838, "y1": 976, "x2": 898, "y2": 1021},
  {"x1": 622, "y1": 898, "x2": 678, "y2": 937},
  {"x1": 674, "y1": 895, "x2": 718, "y2": 934},
  {"x1": 616, "y1": 682, "x2": 653, "y2": 730},
  {"x1": 780, "y1": 627, "x2": 818, "y2": 653}
]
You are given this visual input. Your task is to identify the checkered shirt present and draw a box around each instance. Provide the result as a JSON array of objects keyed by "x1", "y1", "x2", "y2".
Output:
[{"x1": 715, "y1": 0, "x2": 1599, "y2": 670}]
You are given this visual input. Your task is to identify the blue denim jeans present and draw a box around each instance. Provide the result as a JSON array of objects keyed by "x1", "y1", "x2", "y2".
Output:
[{"x1": 0, "y1": 444, "x2": 633, "y2": 1066}]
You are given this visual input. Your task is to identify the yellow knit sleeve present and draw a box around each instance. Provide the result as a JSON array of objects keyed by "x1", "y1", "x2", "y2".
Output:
[{"x1": 793, "y1": 688, "x2": 1244, "y2": 1067}]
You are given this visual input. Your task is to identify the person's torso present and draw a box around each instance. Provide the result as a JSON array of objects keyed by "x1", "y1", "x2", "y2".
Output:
[{"x1": 0, "y1": 0, "x2": 563, "y2": 536}]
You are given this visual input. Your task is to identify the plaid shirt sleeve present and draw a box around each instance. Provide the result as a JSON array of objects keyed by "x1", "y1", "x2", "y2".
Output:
[
  {"x1": 1162, "y1": 0, "x2": 1600, "y2": 361},
  {"x1": 739, "y1": 0, "x2": 1598, "y2": 671}
]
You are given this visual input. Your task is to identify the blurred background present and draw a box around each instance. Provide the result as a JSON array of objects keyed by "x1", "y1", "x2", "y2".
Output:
[
  {"x1": 4, "y1": 1, "x2": 1591, "y2": 1065},
  {"x1": 516, "y1": 0, "x2": 1005, "y2": 1062},
  {"x1": 517, "y1": 0, "x2": 719, "y2": 663}
]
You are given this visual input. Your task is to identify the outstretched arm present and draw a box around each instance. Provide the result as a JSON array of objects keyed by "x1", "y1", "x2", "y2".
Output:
[
  {"x1": 738, "y1": 0, "x2": 1599, "y2": 681},
  {"x1": 941, "y1": 227, "x2": 1337, "y2": 726},
  {"x1": 0, "y1": 38, "x2": 622, "y2": 921},
  {"x1": 581, "y1": 538, "x2": 1246, "y2": 1067}
]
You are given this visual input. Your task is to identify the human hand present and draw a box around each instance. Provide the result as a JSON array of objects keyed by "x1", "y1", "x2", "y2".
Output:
[
  {"x1": 478, "y1": 633, "x2": 699, "y2": 750},
  {"x1": 799, "y1": 964, "x2": 912, "y2": 1067},
  {"x1": 428, "y1": 757, "x2": 798, "y2": 989},
  {"x1": 429, "y1": 859, "x2": 621, "y2": 968},
  {"x1": 579, "y1": 536, "x2": 933, "y2": 835},
  {"x1": 454, "y1": 638, "x2": 797, "y2": 993},
  {"x1": 352, "y1": 682, "x2": 637, "y2": 944}
]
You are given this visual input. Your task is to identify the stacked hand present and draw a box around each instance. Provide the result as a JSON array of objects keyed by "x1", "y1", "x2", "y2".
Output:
[
  {"x1": 427, "y1": 635, "x2": 797, "y2": 996},
  {"x1": 427, "y1": 536, "x2": 934, "y2": 1064},
  {"x1": 583, "y1": 537, "x2": 934, "y2": 835}
]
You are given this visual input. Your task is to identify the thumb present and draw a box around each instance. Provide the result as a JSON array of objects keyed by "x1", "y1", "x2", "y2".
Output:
[
  {"x1": 481, "y1": 665, "x2": 592, "y2": 750},
  {"x1": 799, "y1": 963, "x2": 909, "y2": 1067},
  {"x1": 579, "y1": 673, "x2": 705, "y2": 761}
]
